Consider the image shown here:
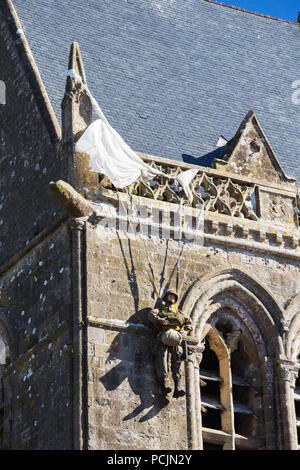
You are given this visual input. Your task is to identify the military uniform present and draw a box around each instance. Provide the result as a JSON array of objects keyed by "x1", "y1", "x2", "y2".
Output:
[{"x1": 148, "y1": 291, "x2": 192, "y2": 398}]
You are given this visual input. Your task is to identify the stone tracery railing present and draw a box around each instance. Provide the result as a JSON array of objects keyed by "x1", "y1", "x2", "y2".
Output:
[{"x1": 100, "y1": 159, "x2": 258, "y2": 221}]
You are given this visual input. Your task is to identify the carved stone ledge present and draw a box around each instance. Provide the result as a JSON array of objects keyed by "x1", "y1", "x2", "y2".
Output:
[
  {"x1": 98, "y1": 185, "x2": 299, "y2": 250},
  {"x1": 87, "y1": 316, "x2": 199, "y2": 345},
  {"x1": 46, "y1": 180, "x2": 300, "y2": 258}
]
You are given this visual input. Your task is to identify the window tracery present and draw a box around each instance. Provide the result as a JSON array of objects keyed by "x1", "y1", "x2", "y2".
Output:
[{"x1": 200, "y1": 312, "x2": 265, "y2": 450}]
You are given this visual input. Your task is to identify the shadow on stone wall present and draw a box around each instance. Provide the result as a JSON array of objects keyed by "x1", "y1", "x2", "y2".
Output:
[
  {"x1": 99, "y1": 232, "x2": 183, "y2": 421},
  {"x1": 116, "y1": 230, "x2": 180, "y2": 308},
  {"x1": 99, "y1": 309, "x2": 170, "y2": 423}
]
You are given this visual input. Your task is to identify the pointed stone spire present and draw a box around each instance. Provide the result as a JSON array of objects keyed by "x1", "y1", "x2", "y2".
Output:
[
  {"x1": 61, "y1": 42, "x2": 98, "y2": 196},
  {"x1": 61, "y1": 41, "x2": 92, "y2": 143}
]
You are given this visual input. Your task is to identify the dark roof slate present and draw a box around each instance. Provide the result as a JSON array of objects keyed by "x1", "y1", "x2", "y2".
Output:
[{"x1": 10, "y1": 0, "x2": 300, "y2": 184}]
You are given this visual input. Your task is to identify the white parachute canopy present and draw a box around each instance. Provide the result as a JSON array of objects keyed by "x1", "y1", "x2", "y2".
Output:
[
  {"x1": 75, "y1": 119, "x2": 161, "y2": 189},
  {"x1": 70, "y1": 69, "x2": 197, "y2": 201},
  {"x1": 175, "y1": 169, "x2": 198, "y2": 205}
]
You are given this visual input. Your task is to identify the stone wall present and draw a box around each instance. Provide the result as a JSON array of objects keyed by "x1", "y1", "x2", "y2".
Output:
[
  {"x1": 0, "y1": 1, "x2": 65, "y2": 267},
  {"x1": 85, "y1": 224, "x2": 188, "y2": 450},
  {"x1": 84, "y1": 212, "x2": 300, "y2": 449},
  {"x1": 0, "y1": 223, "x2": 73, "y2": 449}
]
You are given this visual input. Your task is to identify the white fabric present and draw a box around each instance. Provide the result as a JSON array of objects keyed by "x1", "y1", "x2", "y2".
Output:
[
  {"x1": 75, "y1": 119, "x2": 160, "y2": 188},
  {"x1": 175, "y1": 169, "x2": 198, "y2": 203},
  {"x1": 69, "y1": 69, "x2": 198, "y2": 198}
]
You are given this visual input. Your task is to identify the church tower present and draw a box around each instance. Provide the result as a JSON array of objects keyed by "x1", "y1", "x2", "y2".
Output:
[{"x1": 1, "y1": 0, "x2": 300, "y2": 450}]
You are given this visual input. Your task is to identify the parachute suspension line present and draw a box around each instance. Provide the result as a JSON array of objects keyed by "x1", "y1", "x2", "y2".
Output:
[
  {"x1": 175, "y1": 244, "x2": 184, "y2": 295},
  {"x1": 158, "y1": 239, "x2": 169, "y2": 298},
  {"x1": 116, "y1": 189, "x2": 143, "y2": 275},
  {"x1": 124, "y1": 188, "x2": 160, "y2": 299},
  {"x1": 177, "y1": 204, "x2": 204, "y2": 298},
  {"x1": 161, "y1": 199, "x2": 185, "y2": 296},
  {"x1": 175, "y1": 199, "x2": 185, "y2": 295},
  {"x1": 115, "y1": 187, "x2": 202, "y2": 302},
  {"x1": 116, "y1": 190, "x2": 147, "y2": 298}
]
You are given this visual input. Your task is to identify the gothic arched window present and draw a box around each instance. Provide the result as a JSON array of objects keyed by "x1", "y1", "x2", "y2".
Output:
[{"x1": 200, "y1": 311, "x2": 266, "y2": 450}]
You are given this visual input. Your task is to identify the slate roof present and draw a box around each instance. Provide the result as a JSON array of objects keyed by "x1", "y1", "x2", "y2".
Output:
[{"x1": 10, "y1": 0, "x2": 300, "y2": 184}]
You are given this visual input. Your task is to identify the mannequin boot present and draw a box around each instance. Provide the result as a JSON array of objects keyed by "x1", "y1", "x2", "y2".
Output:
[
  {"x1": 173, "y1": 378, "x2": 185, "y2": 398},
  {"x1": 160, "y1": 378, "x2": 171, "y2": 396}
]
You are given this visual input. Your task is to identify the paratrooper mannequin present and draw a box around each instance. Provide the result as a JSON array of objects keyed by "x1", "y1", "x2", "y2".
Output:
[{"x1": 148, "y1": 290, "x2": 193, "y2": 398}]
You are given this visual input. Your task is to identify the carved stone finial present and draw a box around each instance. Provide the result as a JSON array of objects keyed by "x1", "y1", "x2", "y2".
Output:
[
  {"x1": 61, "y1": 43, "x2": 99, "y2": 195},
  {"x1": 66, "y1": 41, "x2": 87, "y2": 93},
  {"x1": 61, "y1": 41, "x2": 92, "y2": 143}
]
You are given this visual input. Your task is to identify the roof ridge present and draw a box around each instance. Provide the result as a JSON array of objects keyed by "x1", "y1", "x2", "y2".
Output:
[
  {"x1": 3, "y1": 0, "x2": 62, "y2": 142},
  {"x1": 204, "y1": 0, "x2": 299, "y2": 25}
]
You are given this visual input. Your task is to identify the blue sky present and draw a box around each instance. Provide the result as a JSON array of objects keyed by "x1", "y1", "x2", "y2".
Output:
[{"x1": 219, "y1": 0, "x2": 299, "y2": 22}]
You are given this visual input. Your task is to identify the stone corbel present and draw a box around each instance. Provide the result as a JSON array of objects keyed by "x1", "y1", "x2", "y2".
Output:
[
  {"x1": 226, "y1": 329, "x2": 242, "y2": 353},
  {"x1": 210, "y1": 220, "x2": 218, "y2": 234},
  {"x1": 277, "y1": 359, "x2": 299, "y2": 385},
  {"x1": 50, "y1": 180, "x2": 95, "y2": 217},
  {"x1": 290, "y1": 236, "x2": 298, "y2": 249},
  {"x1": 280, "y1": 318, "x2": 290, "y2": 334},
  {"x1": 240, "y1": 226, "x2": 249, "y2": 239},
  {"x1": 69, "y1": 217, "x2": 86, "y2": 233},
  {"x1": 275, "y1": 233, "x2": 283, "y2": 247},
  {"x1": 224, "y1": 222, "x2": 233, "y2": 236},
  {"x1": 258, "y1": 229, "x2": 266, "y2": 243}
]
